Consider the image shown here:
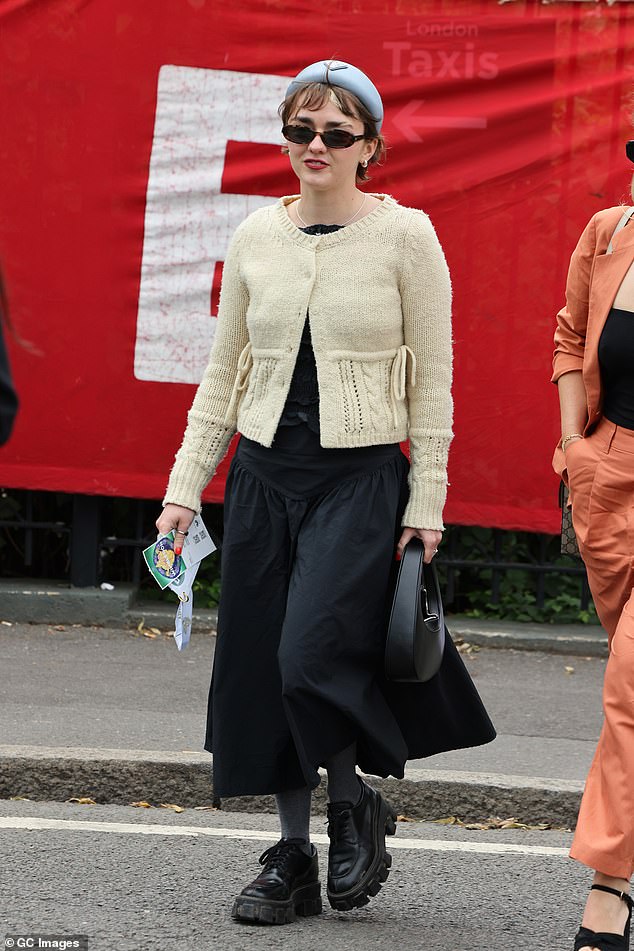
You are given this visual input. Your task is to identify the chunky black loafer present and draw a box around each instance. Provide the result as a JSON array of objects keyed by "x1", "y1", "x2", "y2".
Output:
[
  {"x1": 231, "y1": 838, "x2": 322, "y2": 925},
  {"x1": 326, "y1": 778, "x2": 397, "y2": 911}
]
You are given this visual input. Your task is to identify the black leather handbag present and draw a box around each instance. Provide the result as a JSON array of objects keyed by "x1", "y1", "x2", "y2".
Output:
[{"x1": 385, "y1": 538, "x2": 445, "y2": 683}]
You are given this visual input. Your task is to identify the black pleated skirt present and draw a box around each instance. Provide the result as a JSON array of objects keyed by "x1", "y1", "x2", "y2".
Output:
[{"x1": 205, "y1": 425, "x2": 495, "y2": 798}]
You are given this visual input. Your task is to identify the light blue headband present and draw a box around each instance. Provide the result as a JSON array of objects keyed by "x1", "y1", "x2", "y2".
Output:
[{"x1": 285, "y1": 60, "x2": 384, "y2": 134}]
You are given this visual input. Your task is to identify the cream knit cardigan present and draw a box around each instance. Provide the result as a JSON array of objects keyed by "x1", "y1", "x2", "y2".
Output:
[{"x1": 164, "y1": 194, "x2": 453, "y2": 530}]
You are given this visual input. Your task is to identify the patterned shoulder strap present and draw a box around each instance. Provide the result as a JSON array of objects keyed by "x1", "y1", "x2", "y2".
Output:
[{"x1": 606, "y1": 206, "x2": 634, "y2": 255}]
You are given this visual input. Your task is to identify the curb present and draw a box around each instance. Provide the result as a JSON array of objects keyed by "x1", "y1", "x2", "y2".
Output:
[
  {"x1": 0, "y1": 746, "x2": 582, "y2": 828},
  {"x1": 0, "y1": 581, "x2": 607, "y2": 656},
  {"x1": 449, "y1": 618, "x2": 607, "y2": 658},
  {"x1": 127, "y1": 608, "x2": 608, "y2": 658},
  {"x1": 126, "y1": 601, "x2": 218, "y2": 631}
]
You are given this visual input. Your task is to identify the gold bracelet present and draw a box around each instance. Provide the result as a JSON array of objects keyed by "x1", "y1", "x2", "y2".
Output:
[{"x1": 561, "y1": 433, "x2": 583, "y2": 452}]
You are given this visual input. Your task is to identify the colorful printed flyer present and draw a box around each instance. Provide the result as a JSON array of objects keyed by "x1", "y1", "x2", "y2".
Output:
[
  {"x1": 142, "y1": 532, "x2": 188, "y2": 590},
  {"x1": 142, "y1": 516, "x2": 217, "y2": 649}
]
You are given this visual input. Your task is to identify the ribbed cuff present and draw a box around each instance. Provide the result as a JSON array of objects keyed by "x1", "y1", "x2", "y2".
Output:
[{"x1": 402, "y1": 479, "x2": 446, "y2": 531}]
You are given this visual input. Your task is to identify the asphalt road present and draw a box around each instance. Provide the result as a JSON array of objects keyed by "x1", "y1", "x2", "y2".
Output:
[
  {"x1": 0, "y1": 623, "x2": 605, "y2": 783},
  {"x1": 2, "y1": 798, "x2": 593, "y2": 951}
]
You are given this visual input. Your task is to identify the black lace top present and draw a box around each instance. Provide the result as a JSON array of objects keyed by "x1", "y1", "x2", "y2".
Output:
[{"x1": 278, "y1": 223, "x2": 343, "y2": 434}]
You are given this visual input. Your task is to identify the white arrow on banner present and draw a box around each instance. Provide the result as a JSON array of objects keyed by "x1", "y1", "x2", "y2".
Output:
[{"x1": 393, "y1": 100, "x2": 487, "y2": 143}]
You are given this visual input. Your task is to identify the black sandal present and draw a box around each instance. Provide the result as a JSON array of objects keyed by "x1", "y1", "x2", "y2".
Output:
[{"x1": 574, "y1": 884, "x2": 633, "y2": 950}]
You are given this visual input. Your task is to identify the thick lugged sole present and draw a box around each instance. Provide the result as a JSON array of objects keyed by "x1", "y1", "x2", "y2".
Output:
[
  {"x1": 231, "y1": 881, "x2": 323, "y2": 926},
  {"x1": 327, "y1": 797, "x2": 398, "y2": 912}
]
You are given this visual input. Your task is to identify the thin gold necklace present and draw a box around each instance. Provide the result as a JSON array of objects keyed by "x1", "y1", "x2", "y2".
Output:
[{"x1": 296, "y1": 193, "x2": 368, "y2": 229}]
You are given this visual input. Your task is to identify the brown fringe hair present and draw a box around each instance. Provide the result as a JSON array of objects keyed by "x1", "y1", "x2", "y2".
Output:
[{"x1": 279, "y1": 81, "x2": 386, "y2": 183}]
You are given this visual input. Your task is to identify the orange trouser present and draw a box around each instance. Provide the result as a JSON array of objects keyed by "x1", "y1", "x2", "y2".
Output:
[{"x1": 567, "y1": 416, "x2": 634, "y2": 879}]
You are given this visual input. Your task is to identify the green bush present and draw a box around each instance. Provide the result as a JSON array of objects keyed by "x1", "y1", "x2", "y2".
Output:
[
  {"x1": 192, "y1": 557, "x2": 222, "y2": 607},
  {"x1": 437, "y1": 526, "x2": 598, "y2": 625}
]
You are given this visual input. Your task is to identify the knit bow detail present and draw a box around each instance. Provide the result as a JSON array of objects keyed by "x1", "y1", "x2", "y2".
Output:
[{"x1": 390, "y1": 344, "x2": 417, "y2": 426}]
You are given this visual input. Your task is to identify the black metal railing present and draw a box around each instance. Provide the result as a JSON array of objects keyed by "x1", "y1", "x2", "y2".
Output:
[
  {"x1": 439, "y1": 525, "x2": 592, "y2": 615},
  {"x1": 0, "y1": 489, "x2": 592, "y2": 620}
]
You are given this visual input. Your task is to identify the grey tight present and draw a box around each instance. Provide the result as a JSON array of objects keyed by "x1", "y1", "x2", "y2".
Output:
[{"x1": 275, "y1": 742, "x2": 361, "y2": 852}]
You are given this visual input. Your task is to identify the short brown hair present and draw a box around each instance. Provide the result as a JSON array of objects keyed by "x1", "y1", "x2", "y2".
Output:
[{"x1": 279, "y1": 82, "x2": 386, "y2": 183}]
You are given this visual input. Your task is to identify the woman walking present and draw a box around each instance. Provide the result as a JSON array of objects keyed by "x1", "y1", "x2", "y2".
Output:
[
  {"x1": 552, "y1": 146, "x2": 634, "y2": 951},
  {"x1": 158, "y1": 59, "x2": 494, "y2": 926}
]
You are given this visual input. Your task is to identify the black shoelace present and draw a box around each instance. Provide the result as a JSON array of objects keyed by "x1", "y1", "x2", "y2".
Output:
[
  {"x1": 327, "y1": 807, "x2": 353, "y2": 845},
  {"x1": 258, "y1": 840, "x2": 304, "y2": 873}
]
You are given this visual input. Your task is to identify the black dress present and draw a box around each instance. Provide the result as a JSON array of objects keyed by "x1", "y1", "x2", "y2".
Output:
[{"x1": 204, "y1": 224, "x2": 494, "y2": 798}]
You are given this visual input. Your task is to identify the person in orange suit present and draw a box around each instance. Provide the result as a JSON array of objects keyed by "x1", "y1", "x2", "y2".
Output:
[{"x1": 552, "y1": 142, "x2": 634, "y2": 951}]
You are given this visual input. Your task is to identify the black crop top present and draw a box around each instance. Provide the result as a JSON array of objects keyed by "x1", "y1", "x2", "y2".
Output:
[{"x1": 598, "y1": 306, "x2": 634, "y2": 430}]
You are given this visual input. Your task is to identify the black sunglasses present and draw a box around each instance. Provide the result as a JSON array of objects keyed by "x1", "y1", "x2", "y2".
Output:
[
  {"x1": 282, "y1": 124, "x2": 366, "y2": 150},
  {"x1": 627, "y1": 140, "x2": 634, "y2": 163}
]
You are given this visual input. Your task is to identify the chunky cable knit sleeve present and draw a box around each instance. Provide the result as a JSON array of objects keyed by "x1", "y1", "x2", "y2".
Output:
[
  {"x1": 399, "y1": 211, "x2": 453, "y2": 530},
  {"x1": 163, "y1": 227, "x2": 250, "y2": 511}
]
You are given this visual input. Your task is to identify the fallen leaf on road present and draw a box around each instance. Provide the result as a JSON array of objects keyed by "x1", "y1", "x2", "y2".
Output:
[
  {"x1": 66, "y1": 797, "x2": 97, "y2": 805},
  {"x1": 396, "y1": 815, "x2": 415, "y2": 822},
  {"x1": 9, "y1": 796, "x2": 31, "y2": 801},
  {"x1": 53, "y1": 625, "x2": 66, "y2": 631},
  {"x1": 193, "y1": 805, "x2": 219, "y2": 811},
  {"x1": 130, "y1": 801, "x2": 153, "y2": 808},
  {"x1": 565, "y1": 666, "x2": 575, "y2": 674},
  {"x1": 160, "y1": 803, "x2": 185, "y2": 813},
  {"x1": 433, "y1": 815, "x2": 567, "y2": 831},
  {"x1": 454, "y1": 638, "x2": 481, "y2": 654},
  {"x1": 135, "y1": 617, "x2": 158, "y2": 638},
  {"x1": 1, "y1": 620, "x2": 13, "y2": 626}
]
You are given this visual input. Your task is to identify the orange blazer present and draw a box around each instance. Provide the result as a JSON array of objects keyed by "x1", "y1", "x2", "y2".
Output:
[{"x1": 552, "y1": 205, "x2": 634, "y2": 481}]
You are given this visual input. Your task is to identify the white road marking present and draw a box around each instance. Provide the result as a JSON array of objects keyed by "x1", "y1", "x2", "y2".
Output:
[{"x1": 0, "y1": 816, "x2": 568, "y2": 857}]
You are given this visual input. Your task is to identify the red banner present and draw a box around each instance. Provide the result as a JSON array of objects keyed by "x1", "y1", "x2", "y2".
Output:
[{"x1": 0, "y1": 0, "x2": 632, "y2": 532}]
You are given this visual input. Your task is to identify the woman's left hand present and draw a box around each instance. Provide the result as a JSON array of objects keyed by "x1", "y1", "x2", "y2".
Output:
[{"x1": 397, "y1": 527, "x2": 442, "y2": 564}]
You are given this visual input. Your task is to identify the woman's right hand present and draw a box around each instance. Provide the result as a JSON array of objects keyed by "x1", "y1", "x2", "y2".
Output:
[
  {"x1": 563, "y1": 433, "x2": 584, "y2": 471},
  {"x1": 156, "y1": 504, "x2": 196, "y2": 554},
  {"x1": 563, "y1": 434, "x2": 583, "y2": 453}
]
